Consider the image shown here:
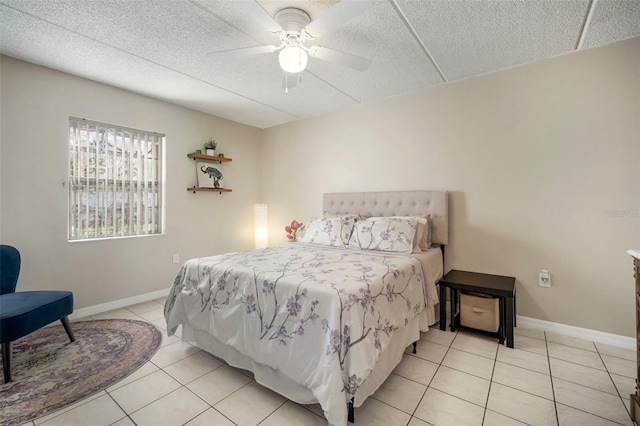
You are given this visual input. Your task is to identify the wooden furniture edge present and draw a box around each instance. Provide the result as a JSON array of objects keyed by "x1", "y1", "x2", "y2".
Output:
[
  {"x1": 187, "y1": 187, "x2": 232, "y2": 193},
  {"x1": 187, "y1": 153, "x2": 232, "y2": 162}
]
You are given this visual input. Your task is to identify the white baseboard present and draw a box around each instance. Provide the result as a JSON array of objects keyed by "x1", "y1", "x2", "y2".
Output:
[
  {"x1": 516, "y1": 315, "x2": 635, "y2": 350},
  {"x1": 70, "y1": 288, "x2": 170, "y2": 320},
  {"x1": 443, "y1": 301, "x2": 634, "y2": 349}
]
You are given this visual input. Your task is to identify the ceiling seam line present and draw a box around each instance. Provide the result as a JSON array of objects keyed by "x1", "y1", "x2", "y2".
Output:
[
  {"x1": 304, "y1": 71, "x2": 362, "y2": 104},
  {"x1": 0, "y1": 2, "x2": 301, "y2": 120},
  {"x1": 575, "y1": 0, "x2": 596, "y2": 50},
  {"x1": 388, "y1": 0, "x2": 447, "y2": 83},
  {"x1": 189, "y1": 0, "x2": 269, "y2": 48}
]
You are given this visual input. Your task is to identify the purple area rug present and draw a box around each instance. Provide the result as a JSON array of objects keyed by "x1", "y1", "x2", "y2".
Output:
[{"x1": 0, "y1": 319, "x2": 162, "y2": 425}]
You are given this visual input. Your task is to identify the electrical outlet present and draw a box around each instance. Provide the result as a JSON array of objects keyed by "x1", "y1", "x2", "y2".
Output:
[
  {"x1": 539, "y1": 270, "x2": 551, "y2": 287},
  {"x1": 172, "y1": 253, "x2": 180, "y2": 264}
]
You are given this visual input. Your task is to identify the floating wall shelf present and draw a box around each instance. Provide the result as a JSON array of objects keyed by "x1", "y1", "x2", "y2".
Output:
[
  {"x1": 187, "y1": 186, "x2": 232, "y2": 194},
  {"x1": 187, "y1": 153, "x2": 232, "y2": 163},
  {"x1": 187, "y1": 152, "x2": 233, "y2": 194}
]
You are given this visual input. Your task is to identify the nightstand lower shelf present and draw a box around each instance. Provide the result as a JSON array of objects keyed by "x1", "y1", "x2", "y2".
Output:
[{"x1": 450, "y1": 313, "x2": 505, "y2": 342}]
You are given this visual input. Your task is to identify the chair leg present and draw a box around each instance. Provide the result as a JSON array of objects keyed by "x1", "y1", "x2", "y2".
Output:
[
  {"x1": 61, "y1": 317, "x2": 76, "y2": 342},
  {"x1": 2, "y1": 342, "x2": 12, "y2": 383}
]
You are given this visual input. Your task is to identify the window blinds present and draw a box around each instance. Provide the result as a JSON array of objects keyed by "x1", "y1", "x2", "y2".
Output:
[{"x1": 68, "y1": 117, "x2": 164, "y2": 241}]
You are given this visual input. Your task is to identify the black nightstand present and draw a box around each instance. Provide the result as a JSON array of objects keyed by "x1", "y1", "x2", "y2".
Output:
[{"x1": 439, "y1": 270, "x2": 516, "y2": 348}]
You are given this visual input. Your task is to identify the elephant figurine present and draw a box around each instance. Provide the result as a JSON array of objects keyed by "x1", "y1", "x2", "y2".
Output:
[{"x1": 200, "y1": 165, "x2": 223, "y2": 188}]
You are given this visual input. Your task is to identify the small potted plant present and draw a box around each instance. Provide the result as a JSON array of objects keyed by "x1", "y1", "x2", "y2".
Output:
[{"x1": 204, "y1": 138, "x2": 217, "y2": 156}]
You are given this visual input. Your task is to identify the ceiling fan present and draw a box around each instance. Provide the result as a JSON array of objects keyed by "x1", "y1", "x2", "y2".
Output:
[{"x1": 207, "y1": 0, "x2": 373, "y2": 92}]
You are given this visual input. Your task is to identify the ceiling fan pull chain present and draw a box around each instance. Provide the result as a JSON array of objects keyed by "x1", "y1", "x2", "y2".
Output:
[{"x1": 285, "y1": 72, "x2": 289, "y2": 94}]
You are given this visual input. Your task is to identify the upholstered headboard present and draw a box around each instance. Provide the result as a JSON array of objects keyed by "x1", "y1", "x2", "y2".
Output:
[{"x1": 323, "y1": 191, "x2": 449, "y2": 245}]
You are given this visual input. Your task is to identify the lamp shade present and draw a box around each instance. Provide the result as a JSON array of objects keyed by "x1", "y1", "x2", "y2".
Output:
[
  {"x1": 254, "y1": 204, "x2": 268, "y2": 249},
  {"x1": 278, "y1": 47, "x2": 308, "y2": 74}
]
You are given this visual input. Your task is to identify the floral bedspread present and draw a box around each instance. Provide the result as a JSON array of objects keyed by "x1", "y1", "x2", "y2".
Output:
[{"x1": 164, "y1": 244, "x2": 427, "y2": 426}]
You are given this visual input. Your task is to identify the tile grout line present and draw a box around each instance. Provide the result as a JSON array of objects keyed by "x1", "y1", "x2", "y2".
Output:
[
  {"x1": 297, "y1": 402, "x2": 329, "y2": 421},
  {"x1": 546, "y1": 353, "x2": 609, "y2": 372},
  {"x1": 544, "y1": 331, "x2": 560, "y2": 426},
  {"x1": 33, "y1": 310, "x2": 636, "y2": 426},
  {"x1": 177, "y1": 384, "x2": 231, "y2": 426},
  {"x1": 424, "y1": 330, "x2": 542, "y2": 423},
  {"x1": 408, "y1": 328, "x2": 457, "y2": 423},
  {"x1": 124, "y1": 344, "x2": 245, "y2": 424},
  {"x1": 73, "y1": 312, "x2": 225, "y2": 425},
  {"x1": 495, "y1": 358, "x2": 551, "y2": 377},
  {"x1": 202, "y1": 401, "x2": 239, "y2": 426},
  {"x1": 31, "y1": 391, "x2": 109, "y2": 425},
  {"x1": 254, "y1": 399, "x2": 289, "y2": 425},
  {"x1": 370, "y1": 349, "x2": 433, "y2": 417},
  {"x1": 106, "y1": 382, "x2": 185, "y2": 422},
  {"x1": 486, "y1": 376, "x2": 554, "y2": 404},
  {"x1": 549, "y1": 340, "x2": 635, "y2": 422},
  {"x1": 153, "y1": 347, "x2": 207, "y2": 372},
  {"x1": 164, "y1": 362, "x2": 225, "y2": 387},
  {"x1": 392, "y1": 370, "x2": 434, "y2": 388},
  {"x1": 554, "y1": 402, "x2": 628, "y2": 426},
  {"x1": 108, "y1": 344, "x2": 209, "y2": 418},
  {"x1": 368, "y1": 394, "x2": 421, "y2": 417},
  {"x1": 548, "y1": 340, "x2": 636, "y2": 362},
  {"x1": 419, "y1": 332, "x2": 566, "y2": 409},
  {"x1": 410, "y1": 348, "x2": 497, "y2": 382},
  {"x1": 542, "y1": 368, "x2": 626, "y2": 397},
  {"x1": 104, "y1": 391, "x2": 137, "y2": 426},
  {"x1": 546, "y1": 336, "x2": 631, "y2": 425},
  {"x1": 204, "y1": 378, "x2": 255, "y2": 408},
  {"x1": 480, "y1": 342, "x2": 499, "y2": 425},
  {"x1": 594, "y1": 344, "x2": 633, "y2": 418}
]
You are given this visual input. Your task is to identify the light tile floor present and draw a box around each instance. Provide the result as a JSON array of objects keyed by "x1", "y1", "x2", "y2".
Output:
[{"x1": 18, "y1": 299, "x2": 636, "y2": 426}]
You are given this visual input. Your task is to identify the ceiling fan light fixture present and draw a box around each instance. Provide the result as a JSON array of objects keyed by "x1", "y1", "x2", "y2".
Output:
[{"x1": 278, "y1": 46, "x2": 308, "y2": 73}]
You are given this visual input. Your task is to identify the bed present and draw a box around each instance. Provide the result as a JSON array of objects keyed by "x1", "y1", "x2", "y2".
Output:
[{"x1": 164, "y1": 190, "x2": 448, "y2": 426}]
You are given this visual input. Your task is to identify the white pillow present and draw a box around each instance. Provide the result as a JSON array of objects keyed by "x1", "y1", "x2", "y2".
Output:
[
  {"x1": 347, "y1": 217, "x2": 418, "y2": 253},
  {"x1": 297, "y1": 217, "x2": 356, "y2": 247},
  {"x1": 420, "y1": 217, "x2": 432, "y2": 250},
  {"x1": 367, "y1": 216, "x2": 427, "y2": 253}
]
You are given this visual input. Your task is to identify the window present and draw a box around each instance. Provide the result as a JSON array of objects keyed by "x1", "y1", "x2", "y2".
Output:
[{"x1": 68, "y1": 117, "x2": 164, "y2": 241}]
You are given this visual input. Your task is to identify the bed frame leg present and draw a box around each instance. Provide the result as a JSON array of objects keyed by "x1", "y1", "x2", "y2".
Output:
[
  {"x1": 413, "y1": 341, "x2": 417, "y2": 354},
  {"x1": 348, "y1": 397, "x2": 355, "y2": 423}
]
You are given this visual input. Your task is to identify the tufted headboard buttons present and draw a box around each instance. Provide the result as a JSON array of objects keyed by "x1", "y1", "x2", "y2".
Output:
[{"x1": 323, "y1": 191, "x2": 449, "y2": 245}]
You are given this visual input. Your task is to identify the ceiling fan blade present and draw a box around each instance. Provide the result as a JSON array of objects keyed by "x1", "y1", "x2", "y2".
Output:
[
  {"x1": 308, "y1": 46, "x2": 372, "y2": 71},
  {"x1": 207, "y1": 45, "x2": 276, "y2": 59},
  {"x1": 304, "y1": 0, "x2": 372, "y2": 38},
  {"x1": 235, "y1": 1, "x2": 283, "y2": 34}
]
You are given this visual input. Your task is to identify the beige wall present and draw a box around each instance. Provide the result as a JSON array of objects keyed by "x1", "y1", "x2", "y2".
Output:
[
  {"x1": 0, "y1": 56, "x2": 262, "y2": 309},
  {"x1": 262, "y1": 37, "x2": 640, "y2": 337},
  {"x1": 1, "y1": 38, "x2": 638, "y2": 336}
]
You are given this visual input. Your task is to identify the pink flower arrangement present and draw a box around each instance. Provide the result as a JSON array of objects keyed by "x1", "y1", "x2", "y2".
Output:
[{"x1": 285, "y1": 220, "x2": 303, "y2": 241}]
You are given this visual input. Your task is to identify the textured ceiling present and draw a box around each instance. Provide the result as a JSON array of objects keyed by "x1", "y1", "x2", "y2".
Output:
[{"x1": 1, "y1": 0, "x2": 638, "y2": 129}]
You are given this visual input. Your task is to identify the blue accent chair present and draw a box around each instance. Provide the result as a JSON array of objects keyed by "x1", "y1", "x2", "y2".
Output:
[{"x1": 0, "y1": 245, "x2": 75, "y2": 383}]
